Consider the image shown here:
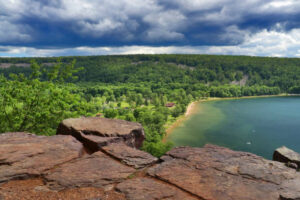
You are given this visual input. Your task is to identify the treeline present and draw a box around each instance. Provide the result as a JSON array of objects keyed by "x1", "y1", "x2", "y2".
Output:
[
  {"x1": 1, "y1": 55, "x2": 300, "y2": 157},
  {"x1": 1, "y1": 54, "x2": 300, "y2": 91}
]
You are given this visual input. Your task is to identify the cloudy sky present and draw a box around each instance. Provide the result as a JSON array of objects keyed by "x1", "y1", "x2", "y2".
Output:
[{"x1": 1, "y1": 0, "x2": 300, "y2": 57}]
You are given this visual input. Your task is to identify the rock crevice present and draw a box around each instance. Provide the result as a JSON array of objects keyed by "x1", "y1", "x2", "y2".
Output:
[{"x1": 1, "y1": 117, "x2": 300, "y2": 200}]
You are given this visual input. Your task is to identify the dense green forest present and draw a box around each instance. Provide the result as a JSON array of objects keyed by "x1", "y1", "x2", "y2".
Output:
[{"x1": 1, "y1": 54, "x2": 300, "y2": 156}]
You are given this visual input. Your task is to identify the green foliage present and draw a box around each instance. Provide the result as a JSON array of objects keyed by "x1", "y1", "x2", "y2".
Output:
[
  {"x1": 0, "y1": 59, "x2": 88, "y2": 135},
  {"x1": 104, "y1": 108, "x2": 118, "y2": 118},
  {"x1": 288, "y1": 86, "x2": 300, "y2": 94},
  {"x1": 142, "y1": 140, "x2": 173, "y2": 157},
  {"x1": 2, "y1": 54, "x2": 300, "y2": 91},
  {"x1": 46, "y1": 59, "x2": 83, "y2": 82},
  {"x1": 1, "y1": 54, "x2": 299, "y2": 157}
]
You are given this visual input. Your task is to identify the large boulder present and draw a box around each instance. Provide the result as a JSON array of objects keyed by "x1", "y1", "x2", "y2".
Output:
[
  {"x1": 0, "y1": 132, "x2": 83, "y2": 183},
  {"x1": 148, "y1": 144, "x2": 300, "y2": 200},
  {"x1": 57, "y1": 117, "x2": 145, "y2": 152},
  {"x1": 273, "y1": 146, "x2": 300, "y2": 169}
]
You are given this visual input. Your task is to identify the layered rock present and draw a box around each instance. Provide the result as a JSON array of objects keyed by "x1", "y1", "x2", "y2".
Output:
[
  {"x1": 273, "y1": 146, "x2": 300, "y2": 169},
  {"x1": 0, "y1": 179, "x2": 126, "y2": 200},
  {"x1": 116, "y1": 178, "x2": 197, "y2": 200},
  {"x1": 1, "y1": 125, "x2": 300, "y2": 200},
  {"x1": 44, "y1": 151, "x2": 136, "y2": 190},
  {"x1": 57, "y1": 117, "x2": 145, "y2": 152},
  {"x1": 148, "y1": 144, "x2": 300, "y2": 200},
  {"x1": 102, "y1": 143, "x2": 158, "y2": 169},
  {"x1": 0, "y1": 132, "x2": 83, "y2": 183}
]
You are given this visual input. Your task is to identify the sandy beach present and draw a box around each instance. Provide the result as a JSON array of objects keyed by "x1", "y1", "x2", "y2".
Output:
[
  {"x1": 184, "y1": 101, "x2": 197, "y2": 117},
  {"x1": 164, "y1": 101, "x2": 200, "y2": 141}
]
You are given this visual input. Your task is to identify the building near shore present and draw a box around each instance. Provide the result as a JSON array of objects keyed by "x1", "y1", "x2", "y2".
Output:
[{"x1": 165, "y1": 102, "x2": 175, "y2": 107}]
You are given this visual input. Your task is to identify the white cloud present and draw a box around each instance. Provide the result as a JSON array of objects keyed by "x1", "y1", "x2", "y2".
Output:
[
  {"x1": 1, "y1": 0, "x2": 300, "y2": 55},
  {"x1": 143, "y1": 9, "x2": 186, "y2": 41},
  {"x1": 0, "y1": 20, "x2": 32, "y2": 42},
  {"x1": 0, "y1": 0, "x2": 149, "y2": 39},
  {"x1": 2, "y1": 0, "x2": 300, "y2": 44},
  {"x1": 259, "y1": 0, "x2": 300, "y2": 13},
  {"x1": 202, "y1": 28, "x2": 300, "y2": 57}
]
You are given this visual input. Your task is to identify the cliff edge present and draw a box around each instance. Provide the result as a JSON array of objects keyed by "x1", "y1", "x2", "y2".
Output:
[{"x1": 0, "y1": 117, "x2": 300, "y2": 200}]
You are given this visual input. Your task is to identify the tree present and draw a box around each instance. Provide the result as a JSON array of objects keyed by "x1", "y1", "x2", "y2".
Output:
[
  {"x1": 0, "y1": 59, "x2": 87, "y2": 135},
  {"x1": 103, "y1": 108, "x2": 118, "y2": 118}
]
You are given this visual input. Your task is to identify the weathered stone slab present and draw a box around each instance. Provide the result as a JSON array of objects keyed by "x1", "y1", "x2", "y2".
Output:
[
  {"x1": 57, "y1": 117, "x2": 145, "y2": 152},
  {"x1": 0, "y1": 132, "x2": 83, "y2": 183},
  {"x1": 44, "y1": 151, "x2": 136, "y2": 190},
  {"x1": 3, "y1": 130, "x2": 300, "y2": 200},
  {"x1": 273, "y1": 146, "x2": 300, "y2": 169},
  {"x1": 102, "y1": 143, "x2": 158, "y2": 169},
  {"x1": 148, "y1": 144, "x2": 300, "y2": 200},
  {"x1": 0, "y1": 179, "x2": 126, "y2": 200},
  {"x1": 116, "y1": 178, "x2": 198, "y2": 200},
  {"x1": 74, "y1": 130, "x2": 123, "y2": 154}
]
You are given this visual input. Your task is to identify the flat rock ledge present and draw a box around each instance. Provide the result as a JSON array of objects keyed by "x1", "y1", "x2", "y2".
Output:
[
  {"x1": 149, "y1": 144, "x2": 300, "y2": 200},
  {"x1": 57, "y1": 117, "x2": 145, "y2": 152},
  {"x1": 0, "y1": 132, "x2": 83, "y2": 183},
  {"x1": 1, "y1": 131, "x2": 300, "y2": 199}
]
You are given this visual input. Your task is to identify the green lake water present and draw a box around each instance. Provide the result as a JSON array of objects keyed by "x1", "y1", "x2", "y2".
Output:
[{"x1": 167, "y1": 96, "x2": 300, "y2": 159}]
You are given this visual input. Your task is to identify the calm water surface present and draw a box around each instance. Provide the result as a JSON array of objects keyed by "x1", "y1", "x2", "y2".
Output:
[{"x1": 167, "y1": 97, "x2": 300, "y2": 159}]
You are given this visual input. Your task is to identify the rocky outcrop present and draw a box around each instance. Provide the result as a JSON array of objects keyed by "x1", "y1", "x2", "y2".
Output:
[
  {"x1": 57, "y1": 117, "x2": 145, "y2": 152},
  {"x1": 0, "y1": 132, "x2": 83, "y2": 183},
  {"x1": 1, "y1": 119, "x2": 300, "y2": 200},
  {"x1": 148, "y1": 144, "x2": 300, "y2": 200},
  {"x1": 273, "y1": 146, "x2": 300, "y2": 169}
]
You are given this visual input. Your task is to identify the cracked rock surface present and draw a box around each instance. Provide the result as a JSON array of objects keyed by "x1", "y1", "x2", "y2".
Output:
[
  {"x1": 116, "y1": 177, "x2": 198, "y2": 200},
  {"x1": 0, "y1": 132, "x2": 83, "y2": 183},
  {"x1": 148, "y1": 144, "x2": 300, "y2": 200},
  {"x1": 1, "y1": 131, "x2": 300, "y2": 200},
  {"x1": 44, "y1": 151, "x2": 136, "y2": 190},
  {"x1": 101, "y1": 143, "x2": 158, "y2": 169}
]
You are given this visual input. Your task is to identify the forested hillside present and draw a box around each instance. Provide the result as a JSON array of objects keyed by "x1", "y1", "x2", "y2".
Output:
[
  {"x1": 1, "y1": 55, "x2": 300, "y2": 156},
  {"x1": 1, "y1": 54, "x2": 300, "y2": 90}
]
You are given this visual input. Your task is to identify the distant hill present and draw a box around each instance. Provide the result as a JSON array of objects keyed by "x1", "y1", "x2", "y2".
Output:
[{"x1": 1, "y1": 54, "x2": 300, "y2": 91}]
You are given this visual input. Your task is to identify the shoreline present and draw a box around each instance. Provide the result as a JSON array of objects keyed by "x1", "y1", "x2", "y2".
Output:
[
  {"x1": 163, "y1": 93, "x2": 299, "y2": 142},
  {"x1": 163, "y1": 101, "x2": 200, "y2": 142}
]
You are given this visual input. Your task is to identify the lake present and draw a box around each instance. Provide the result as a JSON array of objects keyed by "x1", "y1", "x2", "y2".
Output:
[{"x1": 166, "y1": 96, "x2": 300, "y2": 159}]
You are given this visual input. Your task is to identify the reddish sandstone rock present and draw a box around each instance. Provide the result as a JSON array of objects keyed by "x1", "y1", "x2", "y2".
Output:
[
  {"x1": 116, "y1": 178, "x2": 198, "y2": 200},
  {"x1": 2, "y1": 131, "x2": 300, "y2": 200},
  {"x1": 102, "y1": 143, "x2": 158, "y2": 169},
  {"x1": 44, "y1": 151, "x2": 136, "y2": 190},
  {"x1": 273, "y1": 146, "x2": 300, "y2": 169},
  {"x1": 0, "y1": 132, "x2": 83, "y2": 183},
  {"x1": 0, "y1": 179, "x2": 126, "y2": 200},
  {"x1": 57, "y1": 117, "x2": 145, "y2": 152},
  {"x1": 148, "y1": 144, "x2": 300, "y2": 200}
]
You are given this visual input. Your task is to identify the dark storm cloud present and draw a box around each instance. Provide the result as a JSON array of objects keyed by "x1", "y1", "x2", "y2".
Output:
[{"x1": 0, "y1": 0, "x2": 300, "y2": 48}]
